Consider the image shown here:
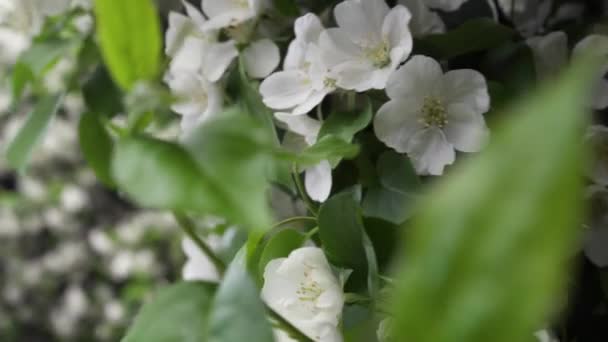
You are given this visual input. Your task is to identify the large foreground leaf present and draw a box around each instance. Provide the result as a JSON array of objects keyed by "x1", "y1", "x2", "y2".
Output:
[{"x1": 393, "y1": 57, "x2": 597, "y2": 342}]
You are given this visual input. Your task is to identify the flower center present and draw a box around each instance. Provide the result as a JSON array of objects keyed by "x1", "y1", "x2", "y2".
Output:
[
  {"x1": 296, "y1": 265, "x2": 324, "y2": 303},
  {"x1": 421, "y1": 97, "x2": 447, "y2": 128},
  {"x1": 235, "y1": 0, "x2": 250, "y2": 9},
  {"x1": 324, "y1": 77, "x2": 337, "y2": 89},
  {"x1": 365, "y1": 39, "x2": 391, "y2": 68}
]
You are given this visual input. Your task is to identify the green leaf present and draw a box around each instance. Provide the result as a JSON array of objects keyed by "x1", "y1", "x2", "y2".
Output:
[
  {"x1": 93, "y1": 0, "x2": 161, "y2": 90},
  {"x1": 415, "y1": 19, "x2": 516, "y2": 59},
  {"x1": 293, "y1": 135, "x2": 360, "y2": 167},
  {"x1": 393, "y1": 56, "x2": 597, "y2": 342},
  {"x1": 78, "y1": 112, "x2": 114, "y2": 186},
  {"x1": 112, "y1": 136, "x2": 216, "y2": 212},
  {"x1": 319, "y1": 99, "x2": 373, "y2": 142},
  {"x1": 258, "y1": 229, "x2": 306, "y2": 276},
  {"x1": 376, "y1": 151, "x2": 421, "y2": 194},
  {"x1": 122, "y1": 282, "x2": 216, "y2": 342},
  {"x1": 272, "y1": 0, "x2": 299, "y2": 16},
  {"x1": 82, "y1": 66, "x2": 124, "y2": 117},
  {"x1": 318, "y1": 191, "x2": 368, "y2": 279},
  {"x1": 183, "y1": 110, "x2": 275, "y2": 232},
  {"x1": 362, "y1": 151, "x2": 420, "y2": 224},
  {"x1": 208, "y1": 253, "x2": 274, "y2": 342},
  {"x1": 5, "y1": 94, "x2": 64, "y2": 171}
]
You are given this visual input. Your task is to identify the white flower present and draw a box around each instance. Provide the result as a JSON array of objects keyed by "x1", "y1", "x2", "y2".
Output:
[
  {"x1": 262, "y1": 247, "x2": 344, "y2": 342},
  {"x1": 164, "y1": 71, "x2": 223, "y2": 134},
  {"x1": 573, "y1": 35, "x2": 608, "y2": 110},
  {"x1": 535, "y1": 329, "x2": 559, "y2": 342},
  {"x1": 181, "y1": 236, "x2": 222, "y2": 282},
  {"x1": 424, "y1": 0, "x2": 469, "y2": 12},
  {"x1": 374, "y1": 55, "x2": 490, "y2": 176},
  {"x1": 201, "y1": 0, "x2": 268, "y2": 31},
  {"x1": 398, "y1": 0, "x2": 445, "y2": 37},
  {"x1": 585, "y1": 125, "x2": 608, "y2": 186},
  {"x1": 526, "y1": 31, "x2": 568, "y2": 81},
  {"x1": 241, "y1": 38, "x2": 280, "y2": 79},
  {"x1": 275, "y1": 112, "x2": 333, "y2": 202},
  {"x1": 166, "y1": 3, "x2": 239, "y2": 82},
  {"x1": 319, "y1": 0, "x2": 413, "y2": 91},
  {"x1": 494, "y1": 0, "x2": 552, "y2": 36},
  {"x1": 260, "y1": 13, "x2": 336, "y2": 115}
]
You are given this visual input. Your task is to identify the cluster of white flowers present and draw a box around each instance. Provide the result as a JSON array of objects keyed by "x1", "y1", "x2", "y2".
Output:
[{"x1": 164, "y1": 0, "x2": 280, "y2": 134}]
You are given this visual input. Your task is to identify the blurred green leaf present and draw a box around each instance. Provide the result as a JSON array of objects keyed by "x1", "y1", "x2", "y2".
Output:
[
  {"x1": 112, "y1": 136, "x2": 217, "y2": 211},
  {"x1": 258, "y1": 229, "x2": 306, "y2": 277},
  {"x1": 393, "y1": 57, "x2": 597, "y2": 342},
  {"x1": 94, "y1": 0, "x2": 161, "y2": 90},
  {"x1": 5, "y1": 94, "x2": 64, "y2": 171},
  {"x1": 78, "y1": 112, "x2": 114, "y2": 186},
  {"x1": 319, "y1": 191, "x2": 368, "y2": 280},
  {"x1": 415, "y1": 19, "x2": 516, "y2": 59},
  {"x1": 183, "y1": 110, "x2": 274, "y2": 232},
  {"x1": 208, "y1": 253, "x2": 274, "y2": 342},
  {"x1": 122, "y1": 282, "x2": 216, "y2": 342}
]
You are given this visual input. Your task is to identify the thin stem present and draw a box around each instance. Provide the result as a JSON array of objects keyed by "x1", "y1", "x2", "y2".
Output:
[
  {"x1": 291, "y1": 164, "x2": 319, "y2": 217},
  {"x1": 267, "y1": 307, "x2": 315, "y2": 342},
  {"x1": 173, "y1": 212, "x2": 226, "y2": 275},
  {"x1": 270, "y1": 216, "x2": 317, "y2": 230},
  {"x1": 304, "y1": 227, "x2": 319, "y2": 240}
]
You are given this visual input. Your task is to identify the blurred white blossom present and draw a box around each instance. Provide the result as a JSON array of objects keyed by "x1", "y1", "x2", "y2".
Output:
[
  {"x1": 399, "y1": 0, "x2": 445, "y2": 37},
  {"x1": 573, "y1": 34, "x2": 608, "y2": 110}
]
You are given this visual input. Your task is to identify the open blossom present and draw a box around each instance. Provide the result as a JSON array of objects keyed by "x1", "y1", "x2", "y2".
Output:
[
  {"x1": 319, "y1": 0, "x2": 413, "y2": 91},
  {"x1": 275, "y1": 113, "x2": 333, "y2": 202},
  {"x1": 399, "y1": 0, "x2": 445, "y2": 37},
  {"x1": 374, "y1": 55, "x2": 490, "y2": 176},
  {"x1": 262, "y1": 247, "x2": 344, "y2": 342},
  {"x1": 164, "y1": 71, "x2": 223, "y2": 135},
  {"x1": 573, "y1": 34, "x2": 608, "y2": 110},
  {"x1": 260, "y1": 13, "x2": 336, "y2": 115}
]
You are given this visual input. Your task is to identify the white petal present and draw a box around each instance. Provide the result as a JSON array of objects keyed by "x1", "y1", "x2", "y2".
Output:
[
  {"x1": 201, "y1": 40, "x2": 238, "y2": 82},
  {"x1": 407, "y1": 128, "x2": 455, "y2": 176},
  {"x1": 334, "y1": 61, "x2": 376, "y2": 92},
  {"x1": 382, "y1": 5, "x2": 413, "y2": 52},
  {"x1": 444, "y1": 103, "x2": 489, "y2": 153},
  {"x1": 399, "y1": 0, "x2": 445, "y2": 37},
  {"x1": 334, "y1": 0, "x2": 379, "y2": 44},
  {"x1": 243, "y1": 39, "x2": 280, "y2": 79},
  {"x1": 527, "y1": 31, "x2": 568, "y2": 80},
  {"x1": 294, "y1": 13, "x2": 324, "y2": 43},
  {"x1": 439, "y1": 69, "x2": 490, "y2": 114},
  {"x1": 319, "y1": 28, "x2": 362, "y2": 68},
  {"x1": 305, "y1": 161, "x2": 332, "y2": 202},
  {"x1": 182, "y1": 0, "x2": 207, "y2": 29},
  {"x1": 374, "y1": 99, "x2": 424, "y2": 153},
  {"x1": 202, "y1": 0, "x2": 240, "y2": 19},
  {"x1": 274, "y1": 112, "x2": 321, "y2": 141},
  {"x1": 165, "y1": 12, "x2": 193, "y2": 57},
  {"x1": 360, "y1": 0, "x2": 391, "y2": 33},
  {"x1": 386, "y1": 55, "x2": 442, "y2": 100},
  {"x1": 260, "y1": 70, "x2": 313, "y2": 110},
  {"x1": 292, "y1": 89, "x2": 330, "y2": 115},
  {"x1": 181, "y1": 238, "x2": 220, "y2": 282},
  {"x1": 169, "y1": 36, "x2": 205, "y2": 74},
  {"x1": 201, "y1": 9, "x2": 254, "y2": 31},
  {"x1": 284, "y1": 40, "x2": 307, "y2": 70}
]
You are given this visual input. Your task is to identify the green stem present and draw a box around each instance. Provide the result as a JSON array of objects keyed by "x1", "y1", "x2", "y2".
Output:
[
  {"x1": 271, "y1": 216, "x2": 317, "y2": 230},
  {"x1": 268, "y1": 307, "x2": 315, "y2": 342},
  {"x1": 292, "y1": 164, "x2": 319, "y2": 217},
  {"x1": 173, "y1": 212, "x2": 227, "y2": 275}
]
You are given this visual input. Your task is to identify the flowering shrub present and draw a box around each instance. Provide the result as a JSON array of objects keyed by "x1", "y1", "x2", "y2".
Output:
[{"x1": 2, "y1": 0, "x2": 608, "y2": 341}]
